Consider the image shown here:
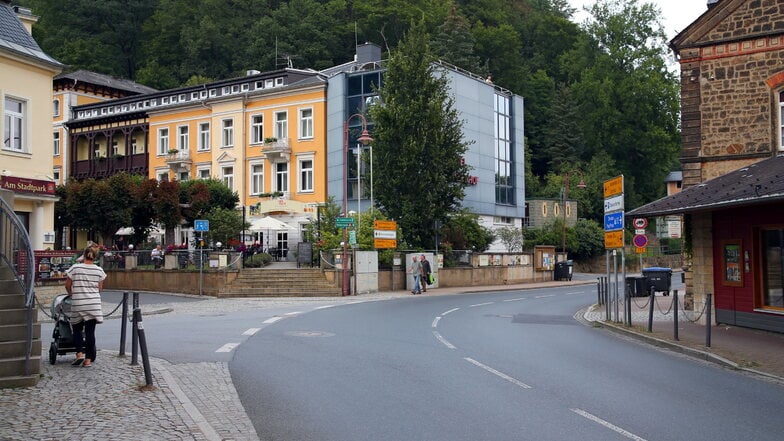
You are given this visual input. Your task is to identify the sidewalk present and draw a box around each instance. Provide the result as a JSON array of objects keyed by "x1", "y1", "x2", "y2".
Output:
[{"x1": 2, "y1": 277, "x2": 783, "y2": 440}]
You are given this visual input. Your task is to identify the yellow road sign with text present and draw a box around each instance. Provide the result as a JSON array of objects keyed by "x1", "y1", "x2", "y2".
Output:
[
  {"x1": 374, "y1": 220, "x2": 397, "y2": 230},
  {"x1": 374, "y1": 238, "x2": 397, "y2": 249},
  {"x1": 603, "y1": 175, "x2": 624, "y2": 198},
  {"x1": 605, "y1": 230, "x2": 624, "y2": 249}
]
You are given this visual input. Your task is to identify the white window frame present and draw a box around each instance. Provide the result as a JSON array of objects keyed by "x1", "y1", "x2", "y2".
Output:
[
  {"x1": 222, "y1": 118, "x2": 234, "y2": 148},
  {"x1": 53, "y1": 168, "x2": 61, "y2": 184},
  {"x1": 53, "y1": 132, "x2": 60, "y2": 156},
  {"x1": 198, "y1": 122, "x2": 210, "y2": 151},
  {"x1": 251, "y1": 114, "x2": 264, "y2": 144},
  {"x1": 157, "y1": 127, "x2": 169, "y2": 155},
  {"x1": 3, "y1": 97, "x2": 26, "y2": 152},
  {"x1": 157, "y1": 171, "x2": 169, "y2": 181},
  {"x1": 299, "y1": 108, "x2": 313, "y2": 139},
  {"x1": 298, "y1": 158, "x2": 314, "y2": 193},
  {"x1": 177, "y1": 125, "x2": 189, "y2": 151},
  {"x1": 274, "y1": 111, "x2": 287, "y2": 141},
  {"x1": 53, "y1": 99, "x2": 60, "y2": 117},
  {"x1": 275, "y1": 162, "x2": 288, "y2": 192},
  {"x1": 250, "y1": 162, "x2": 264, "y2": 195},
  {"x1": 779, "y1": 91, "x2": 784, "y2": 151},
  {"x1": 222, "y1": 166, "x2": 234, "y2": 190},
  {"x1": 179, "y1": 171, "x2": 189, "y2": 181},
  {"x1": 197, "y1": 167, "x2": 211, "y2": 180}
]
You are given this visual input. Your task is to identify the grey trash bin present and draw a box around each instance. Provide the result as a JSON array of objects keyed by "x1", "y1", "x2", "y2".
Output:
[
  {"x1": 642, "y1": 267, "x2": 672, "y2": 295},
  {"x1": 555, "y1": 260, "x2": 573, "y2": 281}
]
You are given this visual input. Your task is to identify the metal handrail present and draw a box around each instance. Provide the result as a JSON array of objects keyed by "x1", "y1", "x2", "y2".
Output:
[{"x1": 0, "y1": 194, "x2": 36, "y2": 375}]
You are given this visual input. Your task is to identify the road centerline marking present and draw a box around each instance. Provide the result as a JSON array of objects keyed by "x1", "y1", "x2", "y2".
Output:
[
  {"x1": 263, "y1": 317, "x2": 283, "y2": 324},
  {"x1": 314, "y1": 305, "x2": 336, "y2": 310},
  {"x1": 503, "y1": 297, "x2": 527, "y2": 302},
  {"x1": 469, "y1": 302, "x2": 494, "y2": 308},
  {"x1": 242, "y1": 328, "x2": 261, "y2": 336},
  {"x1": 570, "y1": 408, "x2": 648, "y2": 441},
  {"x1": 442, "y1": 307, "x2": 460, "y2": 316},
  {"x1": 535, "y1": 294, "x2": 556, "y2": 299},
  {"x1": 463, "y1": 357, "x2": 531, "y2": 389},
  {"x1": 432, "y1": 317, "x2": 441, "y2": 328}
]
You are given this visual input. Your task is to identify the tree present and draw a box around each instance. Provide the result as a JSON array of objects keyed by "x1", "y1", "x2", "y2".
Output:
[
  {"x1": 496, "y1": 226, "x2": 524, "y2": 253},
  {"x1": 203, "y1": 207, "x2": 245, "y2": 248},
  {"x1": 431, "y1": 3, "x2": 484, "y2": 74},
  {"x1": 152, "y1": 179, "x2": 181, "y2": 245},
  {"x1": 369, "y1": 19, "x2": 470, "y2": 248},
  {"x1": 440, "y1": 209, "x2": 495, "y2": 252}
]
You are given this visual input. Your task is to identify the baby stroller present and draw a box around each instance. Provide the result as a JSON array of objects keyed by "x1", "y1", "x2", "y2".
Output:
[{"x1": 48, "y1": 294, "x2": 77, "y2": 364}]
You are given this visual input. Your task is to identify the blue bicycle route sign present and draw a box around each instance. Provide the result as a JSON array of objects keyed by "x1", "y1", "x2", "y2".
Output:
[{"x1": 604, "y1": 212, "x2": 624, "y2": 232}]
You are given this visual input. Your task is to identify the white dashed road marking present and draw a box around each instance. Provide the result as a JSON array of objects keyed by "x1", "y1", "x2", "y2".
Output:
[
  {"x1": 432, "y1": 317, "x2": 441, "y2": 328},
  {"x1": 570, "y1": 408, "x2": 648, "y2": 441},
  {"x1": 263, "y1": 317, "x2": 283, "y2": 324},
  {"x1": 535, "y1": 294, "x2": 556, "y2": 299},
  {"x1": 503, "y1": 297, "x2": 527, "y2": 302},
  {"x1": 442, "y1": 307, "x2": 460, "y2": 316},
  {"x1": 284, "y1": 311, "x2": 302, "y2": 316},
  {"x1": 469, "y1": 302, "x2": 494, "y2": 308},
  {"x1": 215, "y1": 343, "x2": 239, "y2": 353},
  {"x1": 314, "y1": 305, "x2": 336, "y2": 310},
  {"x1": 242, "y1": 328, "x2": 260, "y2": 336},
  {"x1": 463, "y1": 357, "x2": 532, "y2": 389},
  {"x1": 565, "y1": 291, "x2": 583, "y2": 296}
]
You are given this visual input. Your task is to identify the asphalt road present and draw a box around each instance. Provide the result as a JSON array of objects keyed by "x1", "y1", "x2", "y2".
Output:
[{"x1": 231, "y1": 286, "x2": 783, "y2": 441}]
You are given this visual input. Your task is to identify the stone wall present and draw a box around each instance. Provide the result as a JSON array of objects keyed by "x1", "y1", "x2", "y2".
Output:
[{"x1": 689, "y1": 213, "x2": 714, "y2": 324}]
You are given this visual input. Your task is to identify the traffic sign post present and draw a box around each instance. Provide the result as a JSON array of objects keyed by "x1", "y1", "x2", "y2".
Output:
[
  {"x1": 603, "y1": 175, "x2": 625, "y2": 325},
  {"x1": 373, "y1": 220, "x2": 397, "y2": 249}
]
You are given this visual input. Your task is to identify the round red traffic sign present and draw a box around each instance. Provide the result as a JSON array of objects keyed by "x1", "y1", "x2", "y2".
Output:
[
  {"x1": 633, "y1": 218, "x2": 648, "y2": 229},
  {"x1": 633, "y1": 234, "x2": 648, "y2": 248}
]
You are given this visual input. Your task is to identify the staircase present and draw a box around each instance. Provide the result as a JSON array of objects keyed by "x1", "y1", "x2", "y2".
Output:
[
  {"x1": 218, "y1": 268, "x2": 342, "y2": 297},
  {"x1": 0, "y1": 263, "x2": 41, "y2": 388}
]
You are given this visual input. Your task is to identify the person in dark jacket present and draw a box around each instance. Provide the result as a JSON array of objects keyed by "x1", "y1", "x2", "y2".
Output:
[{"x1": 420, "y1": 254, "x2": 432, "y2": 293}]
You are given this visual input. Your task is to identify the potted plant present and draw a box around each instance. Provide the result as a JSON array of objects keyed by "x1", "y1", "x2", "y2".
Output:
[
  {"x1": 263, "y1": 137, "x2": 277, "y2": 144},
  {"x1": 168, "y1": 148, "x2": 179, "y2": 155}
]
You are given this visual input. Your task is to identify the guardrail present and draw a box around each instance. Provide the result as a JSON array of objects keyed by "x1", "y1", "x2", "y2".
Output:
[{"x1": 0, "y1": 194, "x2": 36, "y2": 375}]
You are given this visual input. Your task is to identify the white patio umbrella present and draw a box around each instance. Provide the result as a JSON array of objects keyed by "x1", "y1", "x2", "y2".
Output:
[{"x1": 248, "y1": 216, "x2": 296, "y2": 251}]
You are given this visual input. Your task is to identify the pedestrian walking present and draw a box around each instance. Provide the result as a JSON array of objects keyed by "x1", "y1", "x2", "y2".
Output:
[
  {"x1": 65, "y1": 245, "x2": 106, "y2": 368},
  {"x1": 420, "y1": 255, "x2": 432, "y2": 293},
  {"x1": 409, "y1": 255, "x2": 422, "y2": 294}
]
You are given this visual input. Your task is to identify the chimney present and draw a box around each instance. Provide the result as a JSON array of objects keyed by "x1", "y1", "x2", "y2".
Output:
[
  {"x1": 12, "y1": 5, "x2": 38, "y2": 35},
  {"x1": 356, "y1": 43, "x2": 382, "y2": 64}
]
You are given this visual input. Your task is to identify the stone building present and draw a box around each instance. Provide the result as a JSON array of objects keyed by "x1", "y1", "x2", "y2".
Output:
[{"x1": 630, "y1": 0, "x2": 784, "y2": 333}]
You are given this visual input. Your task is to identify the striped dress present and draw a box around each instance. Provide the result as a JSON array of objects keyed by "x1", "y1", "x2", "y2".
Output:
[{"x1": 65, "y1": 263, "x2": 107, "y2": 324}]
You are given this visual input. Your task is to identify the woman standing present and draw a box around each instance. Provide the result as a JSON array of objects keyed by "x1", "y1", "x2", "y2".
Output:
[{"x1": 65, "y1": 245, "x2": 106, "y2": 367}]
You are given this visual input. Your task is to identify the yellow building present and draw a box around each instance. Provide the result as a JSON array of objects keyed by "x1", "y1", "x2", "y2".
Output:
[
  {"x1": 0, "y1": 2, "x2": 63, "y2": 249},
  {"x1": 66, "y1": 69, "x2": 327, "y2": 256}
]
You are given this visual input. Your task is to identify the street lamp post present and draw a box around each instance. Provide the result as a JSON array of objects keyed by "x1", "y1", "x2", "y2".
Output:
[
  {"x1": 343, "y1": 114, "x2": 373, "y2": 296},
  {"x1": 561, "y1": 172, "x2": 586, "y2": 262}
]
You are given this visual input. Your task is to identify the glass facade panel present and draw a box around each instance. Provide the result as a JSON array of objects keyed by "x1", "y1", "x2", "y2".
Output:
[{"x1": 762, "y1": 229, "x2": 784, "y2": 308}]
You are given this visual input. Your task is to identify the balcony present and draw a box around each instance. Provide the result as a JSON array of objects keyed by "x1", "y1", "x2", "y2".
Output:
[
  {"x1": 72, "y1": 153, "x2": 148, "y2": 180},
  {"x1": 166, "y1": 150, "x2": 192, "y2": 171},
  {"x1": 260, "y1": 138, "x2": 290, "y2": 161}
]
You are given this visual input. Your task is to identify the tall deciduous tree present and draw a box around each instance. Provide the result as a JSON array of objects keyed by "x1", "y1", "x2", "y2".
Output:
[{"x1": 369, "y1": 19, "x2": 470, "y2": 248}]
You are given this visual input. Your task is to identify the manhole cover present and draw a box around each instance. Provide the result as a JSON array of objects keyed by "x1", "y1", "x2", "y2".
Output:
[{"x1": 286, "y1": 331, "x2": 335, "y2": 338}]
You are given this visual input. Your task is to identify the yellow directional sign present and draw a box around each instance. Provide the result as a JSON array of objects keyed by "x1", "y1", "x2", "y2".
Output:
[
  {"x1": 604, "y1": 230, "x2": 624, "y2": 249},
  {"x1": 374, "y1": 220, "x2": 397, "y2": 230},
  {"x1": 603, "y1": 175, "x2": 624, "y2": 198},
  {"x1": 374, "y1": 238, "x2": 397, "y2": 249}
]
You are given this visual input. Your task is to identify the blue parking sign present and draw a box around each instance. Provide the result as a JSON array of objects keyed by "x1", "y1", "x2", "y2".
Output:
[{"x1": 194, "y1": 219, "x2": 209, "y2": 232}]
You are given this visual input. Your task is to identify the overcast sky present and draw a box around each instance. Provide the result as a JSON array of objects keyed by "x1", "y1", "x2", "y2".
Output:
[{"x1": 569, "y1": 0, "x2": 710, "y2": 40}]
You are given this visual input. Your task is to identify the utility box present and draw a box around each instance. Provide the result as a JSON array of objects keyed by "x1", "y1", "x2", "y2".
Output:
[{"x1": 642, "y1": 267, "x2": 672, "y2": 294}]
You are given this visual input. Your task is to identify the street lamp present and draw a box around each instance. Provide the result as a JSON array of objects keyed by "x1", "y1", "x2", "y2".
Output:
[
  {"x1": 343, "y1": 114, "x2": 373, "y2": 296},
  {"x1": 561, "y1": 172, "x2": 586, "y2": 262}
]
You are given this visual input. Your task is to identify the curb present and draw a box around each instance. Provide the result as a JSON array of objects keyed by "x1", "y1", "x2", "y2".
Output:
[{"x1": 582, "y1": 308, "x2": 784, "y2": 384}]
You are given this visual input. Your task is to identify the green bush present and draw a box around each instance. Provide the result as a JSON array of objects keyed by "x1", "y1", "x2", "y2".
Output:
[{"x1": 244, "y1": 253, "x2": 273, "y2": 268}]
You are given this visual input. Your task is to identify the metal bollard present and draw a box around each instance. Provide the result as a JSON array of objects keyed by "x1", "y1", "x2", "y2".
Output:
[
  {"x1": 648, "y1": 286, "x2": 654, "y2": 332},
  {"x1": 672, "y1": 290, "x2": 679, "y2": 341},
  {"x1": 706, "y1": 293, "x2": 712, "y2": 348},
  {"x1": 119, "y1": 292, "x2": 129, "y2": 356},
  {"x1": 133, "y1": 308, "x2": 153, "y2": 386},
  {"x1": 131, "y1": 292, "x2": 139, "y2": 365}
]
